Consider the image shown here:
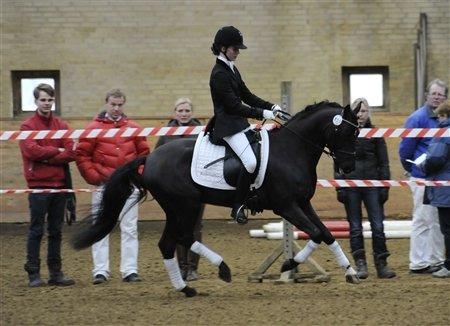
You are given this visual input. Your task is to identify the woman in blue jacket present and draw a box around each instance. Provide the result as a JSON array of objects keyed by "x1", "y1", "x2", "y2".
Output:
[{"x1": 422, "y1": 99, "x2": 450, "y2": 278}]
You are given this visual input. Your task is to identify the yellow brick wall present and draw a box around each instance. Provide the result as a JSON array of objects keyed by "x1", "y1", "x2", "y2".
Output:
[{"x1": 1, "y1": 0, "x2": 449, "y2": 120}]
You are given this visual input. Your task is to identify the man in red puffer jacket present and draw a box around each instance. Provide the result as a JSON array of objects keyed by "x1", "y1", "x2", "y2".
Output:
[
  {"x1": 20, "y1": 83, "x2": 76, "y2": 287},
  {"x1": 76, "y1": 89, "x2": 150, "y2": 285}
]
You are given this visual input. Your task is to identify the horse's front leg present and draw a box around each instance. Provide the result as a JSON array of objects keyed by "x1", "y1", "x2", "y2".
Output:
[
  {"x1": 275, "y1": 202, "x2": 324, "y2": 273},
  {"x1": 300, "y1": 201, "x2": 359, "y2": 284}
]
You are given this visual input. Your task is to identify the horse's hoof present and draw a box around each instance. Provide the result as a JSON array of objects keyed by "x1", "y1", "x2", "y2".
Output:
[
  {"x1": 180, "y1": 286, "x2": 197, "y2": 297},
  {"x1": 281, "y1": 259, "x2": 299, "y2": 273},
  {"x1": 345, "y1": 274, "x2": 360, "y2": 284},
  {"x1": 218, "y1": 261, "x2": 232, "y2": 283}
]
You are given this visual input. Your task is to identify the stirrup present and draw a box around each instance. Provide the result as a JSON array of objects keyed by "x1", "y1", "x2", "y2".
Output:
[{"x1": 231, "y1": 205, "x2": 248, "y2": 224}]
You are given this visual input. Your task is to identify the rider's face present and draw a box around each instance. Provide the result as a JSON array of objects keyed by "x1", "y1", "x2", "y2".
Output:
[{"x1": 223, "y1": 46, "x2": 239, "y2": 61}]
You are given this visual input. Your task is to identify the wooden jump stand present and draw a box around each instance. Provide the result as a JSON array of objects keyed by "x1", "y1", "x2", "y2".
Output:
[{"x1": 248, "y1": 219, "x2": 330, "y2": 284}]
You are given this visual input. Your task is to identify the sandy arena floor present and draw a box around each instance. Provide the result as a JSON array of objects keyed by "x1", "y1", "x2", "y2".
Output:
[{"x1": 1, "y1": 219, "x2": 449, "y2": 325}]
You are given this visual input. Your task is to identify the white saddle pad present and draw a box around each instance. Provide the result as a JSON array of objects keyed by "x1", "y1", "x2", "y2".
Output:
[{"x1": 191, "y1": 129, "x2": 269, "y2": 190}]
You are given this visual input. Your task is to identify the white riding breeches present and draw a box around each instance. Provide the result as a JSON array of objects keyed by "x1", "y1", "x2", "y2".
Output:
[
  {"x1": 91, "y1": 186, "x2": 140, "y2": 279},
  {"x1": 223, "y1": 131, "x2": 257, "y2": 173},
  {"x1": 408, "y1": 177, "x2": 444, "y2": 270}
]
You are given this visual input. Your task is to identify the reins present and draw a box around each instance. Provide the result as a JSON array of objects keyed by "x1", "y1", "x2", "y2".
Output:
[{"x1": 268, "y1": 109, "x2": 358, "y2": 160}]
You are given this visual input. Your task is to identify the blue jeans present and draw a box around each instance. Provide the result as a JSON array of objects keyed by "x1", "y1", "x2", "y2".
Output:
[
  {"x1": 343, "y1": 188, "x2": 388, "y2": 255},
  {"x1": 25, "y1": 193, "x2": 66, "y2": 273}
]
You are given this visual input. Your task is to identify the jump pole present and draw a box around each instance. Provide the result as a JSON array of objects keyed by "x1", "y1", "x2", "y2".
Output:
[{"x1": 248, "y1": 81, "x2": 329, "y2": 284}]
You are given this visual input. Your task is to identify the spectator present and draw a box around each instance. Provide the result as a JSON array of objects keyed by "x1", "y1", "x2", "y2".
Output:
[
  {"x1": 335, "y1": 98, "x2": 396, "y2": 279},
  {"x1": 155, "y1": 97, "x2": 204, "y2": 281},
  {"x1": 208, "y1": 26, "x2": 281, "y2": 224},
  {"x1": 399, "y1": 79, "x2": 447, "y2": 274},
  {"x1": 19, "y1": 83, "x2": 76, "y2": 287},
  {"x1": 421, "y1": 100, "x2": 450, "y2": 278},
  {"x1": 76, "y1": 89, "x2": 150, "y2": 284}
]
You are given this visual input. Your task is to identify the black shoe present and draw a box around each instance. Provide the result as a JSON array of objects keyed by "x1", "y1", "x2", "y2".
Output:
[
  {"x1": 186, "y1": 270, "x2": 199, "y2": 281},
  {"x1": 28, "y1": 273, "x2": 46, "y2": 288},
  {"x1": 93, "y1": 274, "x2": 107, "y2": 285},
  {"x1": 409, "y1": 266, "x2": 439, "y2": 274},
  {"x1": 123, "y1": 273, "x2": 141, "y2": 282},
  {"x1": 355, "y1": 259, "x2": 369, "y2": 279},
  {"x1": 231, "y1": 205, "x2": 248, "y2": 224},
  {"x1": 48, "y1": 272, "x2": 75, "y2": 286}
]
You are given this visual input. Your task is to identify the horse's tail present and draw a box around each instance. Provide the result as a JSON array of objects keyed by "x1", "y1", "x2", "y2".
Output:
[{"x1": 72, "y1": 156, "x2": 148, "y2": 250}]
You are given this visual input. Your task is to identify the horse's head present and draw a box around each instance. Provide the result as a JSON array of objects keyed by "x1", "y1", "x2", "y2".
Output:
[{"x1": 326, "y1": 105, "x2": 359, "y2": 174}]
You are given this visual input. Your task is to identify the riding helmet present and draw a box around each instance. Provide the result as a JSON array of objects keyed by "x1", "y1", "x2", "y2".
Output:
[{"x1": 213, "y1": 26, "x2": 247, "y2": 50}]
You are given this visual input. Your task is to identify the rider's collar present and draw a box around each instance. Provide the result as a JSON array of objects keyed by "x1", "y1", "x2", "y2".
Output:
[{"x1": 218, "y1": 53, "x2": 234, "y2": 72}]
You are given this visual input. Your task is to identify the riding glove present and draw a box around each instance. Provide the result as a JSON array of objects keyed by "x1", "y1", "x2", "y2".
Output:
[
  {"x1": 379, "y1": 187, "x2": 389, "y2": 205},
  {"x1": 336, "y1": 189, "x2": 347, "y2": 204},
  {"x1": 271, "y1": 104, "x2": 282, "y2": 114},
  {"x1": 263, "y1": 110, "x2": 276, "y2": 120}
]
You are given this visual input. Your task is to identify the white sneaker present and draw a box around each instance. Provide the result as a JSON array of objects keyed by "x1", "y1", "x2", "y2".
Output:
[{"x1": 432, "y1": 267, "x2": 450, "y2": 278}]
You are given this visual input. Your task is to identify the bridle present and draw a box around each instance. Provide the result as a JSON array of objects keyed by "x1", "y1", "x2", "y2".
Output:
[{"x1": 275, "y1": 109, "x2": 359, "y2": 160}]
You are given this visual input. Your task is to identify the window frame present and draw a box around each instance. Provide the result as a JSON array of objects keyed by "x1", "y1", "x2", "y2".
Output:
[
  {"x1": 341, "y1": 66, "x2": 389, "y2": 111},
  {"x1": 11, "y1": 70, "x2": 61, "y2": 117}
]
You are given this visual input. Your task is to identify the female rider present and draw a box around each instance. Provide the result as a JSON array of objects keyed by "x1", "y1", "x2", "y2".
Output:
[{"x1": 208, "y1": 26, "x2": 281, "y2": 224}]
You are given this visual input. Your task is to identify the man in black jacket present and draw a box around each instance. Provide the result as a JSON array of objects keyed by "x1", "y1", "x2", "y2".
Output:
[
  {"x1": 335, "y1": 98, "x2": 396, "y2": 279},
  {"x1": 208, "y1": 26, "x2": 281, "y2": 224}
]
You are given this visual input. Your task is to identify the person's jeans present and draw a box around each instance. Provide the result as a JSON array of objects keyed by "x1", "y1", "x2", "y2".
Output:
[
  {"x1": 26, "y1": 193, "x2": 66, "y2": 271},
  {"x1": 437, "y1": 207, "x2": 450, "y2": 270},
  {"x1": 344, "y1": 188, "x2": 387, "y2": 255}
]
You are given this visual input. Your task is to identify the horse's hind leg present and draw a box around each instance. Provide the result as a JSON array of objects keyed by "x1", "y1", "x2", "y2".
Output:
[
  {"x1": 301, "y1": 202, "x2": 359, "y2": 284},
  {"x1": 177, "y1": 202, "x2": 231, "y2": 283},
  {"x1": 156, "y1": 199, "x2": 198, "y2": 297}
]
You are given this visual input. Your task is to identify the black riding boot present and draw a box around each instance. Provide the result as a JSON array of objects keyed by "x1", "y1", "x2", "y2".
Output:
[
  {"x1": 352, "y1": 249, "x2": 368, "y2": 279},
  {"x1": 230, "y1": 168, "x2": 252, "y2": 224},
  {"x1": 47, "y1": 260, "x2": 75, "y2": 286},
  {"x1": 374, "y1": 252, "x2": 396, "y2": 279},
  {"x1": 24, "y1": 260, "x2": 45, "y2": 287}
]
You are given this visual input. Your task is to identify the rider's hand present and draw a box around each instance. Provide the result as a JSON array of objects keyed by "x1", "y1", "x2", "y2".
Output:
[
  {"x1": 263, "y1": 110, "x2": 276, "y2": 120},
  {"x1": 271, "y1": 104, "x2": 282, "y2": 114}
]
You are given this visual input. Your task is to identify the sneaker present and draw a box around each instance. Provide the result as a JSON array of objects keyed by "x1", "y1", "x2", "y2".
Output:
[
  {"x1": 409, "y1": 266, "x2": 440, "y2": 274},
  {"x1": 186, "y1": 270, "x2": 199, "y2": 282},
  {"x1": 93, "y1": 274, "x2": 107, "y2": 285},
  {"x1": 123, "y1": 273, "x2": 141, "y2": 282},
  {"x1": 432, "y1": 267, "x2": 450, "y2": 278}
]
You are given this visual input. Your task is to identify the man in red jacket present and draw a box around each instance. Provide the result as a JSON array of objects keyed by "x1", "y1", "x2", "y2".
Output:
[
  {"x1": 76, "y1": 89, "x2": 150, "y2": 284},
  {"x1": 19, "y1": 83, "x2": 76, "y2": 287}
]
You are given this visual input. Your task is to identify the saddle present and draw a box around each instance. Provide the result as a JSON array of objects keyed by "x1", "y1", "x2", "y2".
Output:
[{"x1": 190, "y1": 129, "x2": 269, "y2": 191}]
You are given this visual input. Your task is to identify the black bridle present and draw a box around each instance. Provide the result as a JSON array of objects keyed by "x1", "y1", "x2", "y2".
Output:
[{"x1": 273, "y1": 109, "x2": 359, "y2": 160}]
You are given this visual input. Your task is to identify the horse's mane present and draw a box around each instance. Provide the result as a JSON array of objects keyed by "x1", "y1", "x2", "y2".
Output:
[{"x1": 287, "y1": 100, "x2": 343, "y2": 124}]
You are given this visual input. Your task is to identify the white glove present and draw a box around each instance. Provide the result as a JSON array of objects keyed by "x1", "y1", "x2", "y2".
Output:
[
  {"x1": 271, "y1": 104, "x2": 282, "y2": 113},
  {"x1": 263, "y1": 110, "x2": 275, "y2": 120}
]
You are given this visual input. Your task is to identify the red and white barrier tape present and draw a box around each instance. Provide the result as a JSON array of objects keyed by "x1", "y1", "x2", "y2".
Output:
[
  {"x1": 2, "y1": 179, "x2": 449, "y2": 194},
  {"x1": 1, "y1": 125, "x2": 449, "y2": 141},
  {"x1": 316, "y1": 179, "x2": 450, "y2": 187}
]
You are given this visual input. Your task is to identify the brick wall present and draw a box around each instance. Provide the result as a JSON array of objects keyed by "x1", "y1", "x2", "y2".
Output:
[{"x1": 2, "y1": 0, "x2": 449, "y2": 119}]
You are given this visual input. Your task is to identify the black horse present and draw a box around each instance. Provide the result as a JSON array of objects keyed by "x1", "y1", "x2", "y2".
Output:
[{"x1": 73, "y1": 101, "x2": 360, "y2": 297}]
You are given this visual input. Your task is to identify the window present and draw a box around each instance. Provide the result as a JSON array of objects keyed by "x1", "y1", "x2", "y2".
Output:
[
  {"x1": 12, "y1": 70, "x2": 60, "y2": 116},
  {"x1": 342, "y1": 66, "x2": 389, "y2": 110}
]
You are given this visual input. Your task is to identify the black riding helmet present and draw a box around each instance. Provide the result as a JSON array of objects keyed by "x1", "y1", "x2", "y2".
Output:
[{"x1": 211, "y1": 26, "x2": 247, "y2": 54}]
